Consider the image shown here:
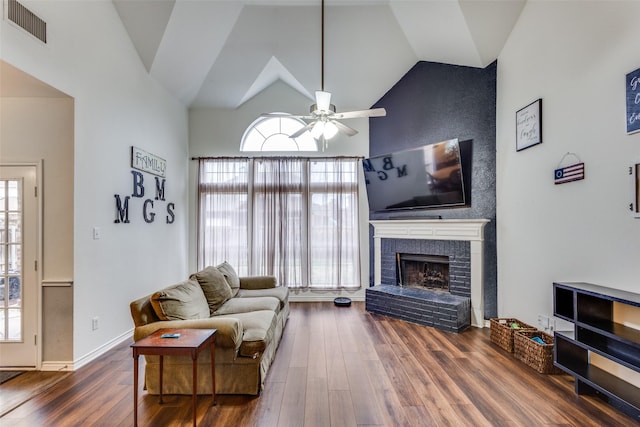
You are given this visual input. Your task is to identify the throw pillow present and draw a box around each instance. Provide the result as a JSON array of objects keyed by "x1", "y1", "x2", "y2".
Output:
[
  {"x1": 216, "y1": 261, "x2": 241, "y2": 297},
  {"x1": 150, "y1": 279, "x2": 209, "y2": 321},
  {"x1": 190, "y1": 266, "x2": 233, "y2": 315}
]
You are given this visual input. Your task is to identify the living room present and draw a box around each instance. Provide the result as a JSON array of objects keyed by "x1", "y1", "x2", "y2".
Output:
[{"x1": 1, "y1": 0, "x2": 639, "y2": 425}]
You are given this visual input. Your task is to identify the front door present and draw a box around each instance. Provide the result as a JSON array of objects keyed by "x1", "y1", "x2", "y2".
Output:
[{"x1": 0, "y1": 165, "x2": 38, "y2": 368}]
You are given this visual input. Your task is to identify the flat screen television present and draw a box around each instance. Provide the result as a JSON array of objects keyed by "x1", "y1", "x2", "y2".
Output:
[{"x1": 362, "y1": 139, "x2": 468, "y2": 212}]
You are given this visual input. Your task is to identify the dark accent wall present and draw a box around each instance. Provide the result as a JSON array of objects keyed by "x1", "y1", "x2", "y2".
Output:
[{"x1": 368, "y1": 60, "x2": 497, "y2": 319}]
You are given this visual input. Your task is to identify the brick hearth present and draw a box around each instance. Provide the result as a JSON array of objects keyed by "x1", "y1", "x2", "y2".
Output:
[{"x1": 366, "y1": 285, "x2": 471, "y2": 332}]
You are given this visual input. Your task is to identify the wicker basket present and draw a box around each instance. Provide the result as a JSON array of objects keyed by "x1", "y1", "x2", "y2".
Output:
[
  {"x1": 489, "y1": 318, "x2": 537, "y2": 352},
  {"x1": 514, "y1": 330, "x2": 562, "y2": 374}
]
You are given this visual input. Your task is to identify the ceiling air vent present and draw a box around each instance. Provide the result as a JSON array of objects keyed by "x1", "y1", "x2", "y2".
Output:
[{"x1": 7, "y1": 0, "x2": 47, "y2": 43}]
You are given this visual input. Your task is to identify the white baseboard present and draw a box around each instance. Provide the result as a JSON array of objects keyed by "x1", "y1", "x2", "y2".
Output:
[
  {"x1": 288, "y1": 288, "x2": 366, "y2": 302},
  {"x1": 41, "y1": 361, "x2": 74, "y2": 371},
  {"x1": 72, "y1": 329, "x2": 133, "y2": 370},
  {"x1": 289, "y1": 295, "x2": 366, "y2": 302}
]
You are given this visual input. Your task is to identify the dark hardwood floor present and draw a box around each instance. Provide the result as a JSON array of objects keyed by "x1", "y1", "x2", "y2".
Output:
[{"x1": 1, "y1": 302, "x2": 638, "y2": 426}]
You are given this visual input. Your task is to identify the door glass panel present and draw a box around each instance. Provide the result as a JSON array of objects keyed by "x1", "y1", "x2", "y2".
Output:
[
  {"x1": 8, "y1": 247, "x2": 21, "y2": 275},
  {"x1": 7, "y1": 308, "x2": 20, "y2": 340},
  {"x1": 0, "y1": 179, "x2": 22, "y2": 342},
  {"x1": 7, "y1": 181, "x2": 20, "y2": 211},
  {"x1": 8, "y1": 212, "x2": 21, "y2": 243},
  {"x1": 8, "y1": 276, "x2": 21, "y2": 304}
]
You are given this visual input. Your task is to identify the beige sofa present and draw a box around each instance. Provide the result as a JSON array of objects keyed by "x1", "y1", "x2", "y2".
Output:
[{"x1": 129, "y1": 262, "x2": 289, "y2": 395}]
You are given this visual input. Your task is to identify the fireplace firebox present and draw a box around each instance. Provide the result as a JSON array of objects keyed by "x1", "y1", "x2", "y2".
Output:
[{"x1": 397, "y1": 253, "x2": 450, "y2": 291}]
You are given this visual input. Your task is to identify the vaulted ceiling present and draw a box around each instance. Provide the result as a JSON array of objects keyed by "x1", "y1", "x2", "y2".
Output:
[{"x1": 113, "y1": 0, "x2": 527, "y2": 110}]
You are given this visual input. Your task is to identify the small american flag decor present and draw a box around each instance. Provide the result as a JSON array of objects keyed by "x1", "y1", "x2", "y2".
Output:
[{"x1": 554, "y1": 162, "x2": 585, "y2": 185}]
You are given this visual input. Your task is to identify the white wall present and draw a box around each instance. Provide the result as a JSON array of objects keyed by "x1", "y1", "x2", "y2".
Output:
[
  {"x1": 1, "y1": 1, "x2": 189, "y2": 365},
  {"x1": 189, "y1": 81, "x2": 371, "y2": 300},
  {"x1": 1, "y1": 94, "x2": 75, "y2": 363},
  {"x1": 496, "y1": 1, "x2": 640, "y2": 327}
]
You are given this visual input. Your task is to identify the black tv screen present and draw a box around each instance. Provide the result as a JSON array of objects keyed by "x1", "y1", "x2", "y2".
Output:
[{"x1": 362, "y1": 139, "x2": 467, "y2": 212}]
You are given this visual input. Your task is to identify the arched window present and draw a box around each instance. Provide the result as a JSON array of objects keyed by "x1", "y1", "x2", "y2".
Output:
[{"x1": 241, "y1": 114, "x2": 317, "y2": 152}]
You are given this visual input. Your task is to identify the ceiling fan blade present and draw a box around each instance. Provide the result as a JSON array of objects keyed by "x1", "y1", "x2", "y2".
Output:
[
  {"x1": 333, "y1": 108, "x2": 387, "y2": 119},
  {"x1": 289, "y1": 121, "x2": 316, "y2": 139},
  {"x1": 331, "y1": 120, "x2": 358, "y2": 137}
]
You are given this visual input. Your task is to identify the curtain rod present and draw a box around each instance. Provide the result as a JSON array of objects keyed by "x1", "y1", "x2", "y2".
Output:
[{"x1": 191, "y1": 155, "x2": 364, "y2": 160}]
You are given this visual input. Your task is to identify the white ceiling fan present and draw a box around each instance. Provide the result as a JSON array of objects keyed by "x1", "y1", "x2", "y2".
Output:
[{"x1": 261, "y1": 0, "x2": 386, "y2": 146}]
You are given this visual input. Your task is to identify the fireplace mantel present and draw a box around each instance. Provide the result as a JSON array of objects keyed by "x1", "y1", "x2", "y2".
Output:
[{"x1": 370, "y1": 219, "x2": 489, "y2": 327}]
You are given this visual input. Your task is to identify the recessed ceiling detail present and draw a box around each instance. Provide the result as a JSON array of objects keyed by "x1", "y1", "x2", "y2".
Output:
[
  {"x1": 240, "y1": 56, "x2": 313, "y2": 106},
  {"x1": 113, "y1": 0, "x2": 526, "y2": 109}
]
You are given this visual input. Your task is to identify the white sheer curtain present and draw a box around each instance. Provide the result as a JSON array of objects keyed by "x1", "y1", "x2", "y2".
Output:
[
  {"x1": 308, "y1": 159, "x2": 360, "y2": 288},
  {"x1": 197, "y1": 157, "x2": 361, "y2": 289},
  {"x1": 197, "y1": 158, "x2": 250, "y2": 275},
  {"x1": 252, "y1": 158, "x2": 306, "y2": 287}
]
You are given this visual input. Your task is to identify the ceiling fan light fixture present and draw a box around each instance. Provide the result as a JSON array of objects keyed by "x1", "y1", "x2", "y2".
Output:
[
  {"x1": 323, "y1": 120, "x2": 339, "y2": 139},
  {"x1": 258, "y1": 0, "x2": 386, "y2": 145},
  {"x1": 311, "y1": 120, "x2": 325, "y2": 139}
]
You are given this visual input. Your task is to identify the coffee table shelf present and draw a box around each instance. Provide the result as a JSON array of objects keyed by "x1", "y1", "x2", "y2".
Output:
[{"x1": 131, "y1": 328, "x2": 217, "y2": 427}]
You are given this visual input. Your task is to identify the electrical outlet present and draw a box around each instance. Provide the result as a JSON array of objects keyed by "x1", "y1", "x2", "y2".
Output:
[
  {"x1": 92, "y1": 317, "x2": 99, "y2": 331},
  {"x1": 93, "y1": 227, "x2": 101, "y2": 240},
  {"x1": 537, "y1": 314, "x2": 549, "y2": 330}
]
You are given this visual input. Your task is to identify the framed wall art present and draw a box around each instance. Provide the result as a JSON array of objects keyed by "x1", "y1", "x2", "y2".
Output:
[
  {"x1": 627, "y1": 67, "x2": 640, "y2": 135},
  {"x1": 630, "y1": 162, "x2": 640, "y2": 218},
  {"x1": 516, "y1": 98, "x2": 542, "y2": 151}
]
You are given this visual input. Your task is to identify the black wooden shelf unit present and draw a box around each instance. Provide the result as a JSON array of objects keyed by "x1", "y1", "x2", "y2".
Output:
[{"x1": 553, "y1": 282, "x2": 640, "y2": 422}]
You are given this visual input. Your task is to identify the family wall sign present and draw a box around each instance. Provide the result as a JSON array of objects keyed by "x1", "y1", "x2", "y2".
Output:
[{"x1": 114, "y1": 146, "x2": 176, "y2": 224}]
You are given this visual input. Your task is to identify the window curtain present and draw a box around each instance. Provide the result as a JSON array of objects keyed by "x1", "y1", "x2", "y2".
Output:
[
  {"x1": 197, "y1": 157, "x2": 361, "y2": 290},
  {"x1": 308, "y1": 159, "x2": 360, "y2": 288},
  {"x1": 252, "y1": 158, "x2": 307, "y2": 287},
  {"x1": 197, "y1": 158, "x2": 250, "y2": 275}
]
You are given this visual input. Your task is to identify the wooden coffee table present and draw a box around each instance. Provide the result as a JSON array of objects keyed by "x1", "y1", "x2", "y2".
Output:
[{"x1": 131, "y1": 328, "x2": 217, "y2": 427}]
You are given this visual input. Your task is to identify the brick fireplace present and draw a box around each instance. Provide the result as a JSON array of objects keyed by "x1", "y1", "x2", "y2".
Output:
[{"x1": 366, "y1": 219, "x2": 489, "y2": 331}]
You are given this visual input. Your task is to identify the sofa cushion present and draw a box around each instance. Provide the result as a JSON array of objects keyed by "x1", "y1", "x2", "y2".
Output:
[
  {"x1": 217, "y1": 261, "x2": 241, "y2": 297},
  {"x1": 190, "y1": 266, "x2": 233, "y2": 314},
  {"x1": 213, "y1": 296, "x2": 280, "y2": 316},
  {"x1": 217, "y1": 310, "x2": 278, "y2": 359},
  {"x1": 239, "y1": 276, "x2": 277, "y2": 290},
  {"x1": 236, "y1": 286, "x2": 289, "y2": 310},
  {"x1": 150, "y1": 280, "x2": 209, "y2": 321}
]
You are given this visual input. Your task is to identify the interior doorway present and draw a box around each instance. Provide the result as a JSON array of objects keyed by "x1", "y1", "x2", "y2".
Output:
[{"x1": 0, "y1": 165, "x2": 38, "y2": 368}]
